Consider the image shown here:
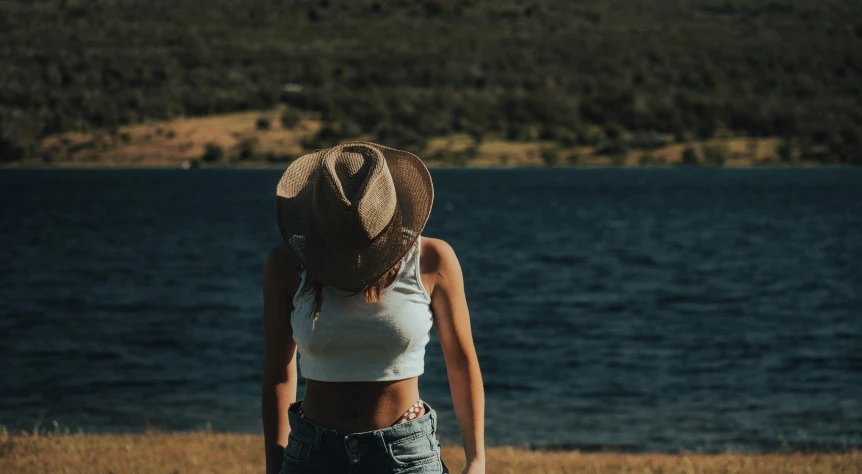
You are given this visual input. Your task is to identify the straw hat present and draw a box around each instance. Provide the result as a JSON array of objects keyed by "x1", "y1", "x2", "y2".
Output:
[{"x1": 276, "y1": 141, "x2": 434, "y2": 290}]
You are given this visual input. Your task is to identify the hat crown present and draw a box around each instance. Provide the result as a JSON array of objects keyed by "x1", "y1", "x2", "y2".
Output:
[{"x1": 312, "y1": 143, "x2": 397, "y2": 248}]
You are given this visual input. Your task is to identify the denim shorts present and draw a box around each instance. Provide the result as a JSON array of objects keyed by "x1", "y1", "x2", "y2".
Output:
[{"x1": 280, "y1": 401, "x2": 449, "y2": 474}]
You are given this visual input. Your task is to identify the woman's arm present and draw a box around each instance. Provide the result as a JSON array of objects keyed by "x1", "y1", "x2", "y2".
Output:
[
  {"x1": 428, "y1": 240, "x2": 485, "y2": 473},
  {"x1": 262, "y1": 245, "x2": 300, "y2": 474}
]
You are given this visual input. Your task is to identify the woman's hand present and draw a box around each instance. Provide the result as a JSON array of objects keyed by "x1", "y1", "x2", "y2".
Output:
[{"x1": 462, "y1": 459, "x2": 486, "y2": 474}]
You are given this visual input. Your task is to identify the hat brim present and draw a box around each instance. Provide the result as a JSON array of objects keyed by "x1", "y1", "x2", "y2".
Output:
[{"x1": 275, "y1": 142, "x2": 434, "y2": 290}]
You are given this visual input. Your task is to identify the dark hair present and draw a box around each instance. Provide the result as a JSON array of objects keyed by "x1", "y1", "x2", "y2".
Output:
[
  {"x1": 300, "y1": 239, "x2": 421, "y2": 323},
  {"x1": 302, "y1": 261, "x2": 403, "y2": 324}
]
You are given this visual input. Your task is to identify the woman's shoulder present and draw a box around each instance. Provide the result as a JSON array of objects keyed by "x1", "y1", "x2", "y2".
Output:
[
  {"x1": 263, "y1": 244, "x2": 300, "y2": 291},
  {"x1": 419, "y1": 236, "x2": 460, "y2": 275}
]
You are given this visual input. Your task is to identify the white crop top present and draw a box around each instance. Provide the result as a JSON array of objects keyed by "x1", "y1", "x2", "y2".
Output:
[{"x1": 290, "y1": 236, "x2": 433, "y2": 382}]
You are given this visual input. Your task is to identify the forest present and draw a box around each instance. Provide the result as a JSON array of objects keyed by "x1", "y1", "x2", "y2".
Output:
[{"x1": 1, "y1": 0, "x2": 861, "y2": 165}]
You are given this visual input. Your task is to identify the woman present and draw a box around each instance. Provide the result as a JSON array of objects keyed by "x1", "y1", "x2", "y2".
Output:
[{"x1": 262, "y1": 142, "x2": 485, "y2": 474}]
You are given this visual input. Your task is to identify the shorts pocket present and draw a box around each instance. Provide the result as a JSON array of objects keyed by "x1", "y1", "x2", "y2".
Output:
[
  {"x1": 386, "y1": 432, "x2": 439, "y2": 468},
  {"x1": 283, "y1": 432, "x2": 314, "y2": 465}
]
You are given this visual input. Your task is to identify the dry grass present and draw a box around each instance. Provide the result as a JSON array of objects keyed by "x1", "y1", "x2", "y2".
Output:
[
  {"x1": 31, "y1": 107, "x2": 322, "y2": 168},
  {"x1": 1, "y1": 432, "x2": 859, "y2": 474},
  {"x1": 8, "y1": 108, "x2": 797, "y2": 168}
]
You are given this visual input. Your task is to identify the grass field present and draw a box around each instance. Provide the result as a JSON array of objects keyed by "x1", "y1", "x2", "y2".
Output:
[
  {"x1": 6, "y1": 108, "x2": 799, "y2": 169},
  {"x1": 1, "y1": 432, "x2": 859, "y2": 474}
]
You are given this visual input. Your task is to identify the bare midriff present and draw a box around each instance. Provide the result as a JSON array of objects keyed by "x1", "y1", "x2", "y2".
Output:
[{"x1": 300, "y1": 377, "x2": 422, "y2": 432}]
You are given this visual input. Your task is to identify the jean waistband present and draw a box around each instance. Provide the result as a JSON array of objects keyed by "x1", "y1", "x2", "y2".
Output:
[{"x1": 287, "y1": 401, "x2": 438, "y2": 452}]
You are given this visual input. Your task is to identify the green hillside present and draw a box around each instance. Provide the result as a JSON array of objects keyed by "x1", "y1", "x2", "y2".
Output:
[{"x1": 1, "y1": 0, "x2": 861, "y2": 164}]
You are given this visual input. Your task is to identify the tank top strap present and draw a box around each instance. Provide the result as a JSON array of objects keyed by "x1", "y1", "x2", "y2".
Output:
[
  {"x1": 398, "y1": 236, "x2": 420, "y2": 277},
  {"x1": 396, "y1": 235, "x2": 431, "y2": 302},
  {"x1": 293, "y1": 267, "x2": 310, "y2": 308}
]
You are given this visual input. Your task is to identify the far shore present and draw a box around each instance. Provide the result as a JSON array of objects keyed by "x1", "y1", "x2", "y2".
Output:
[
  {"x1": 1, "y1": 432, "x2": 859, "y2": 474},
  {"x1": 3, "y1": 108, "x2": 821, "y2": 170}
]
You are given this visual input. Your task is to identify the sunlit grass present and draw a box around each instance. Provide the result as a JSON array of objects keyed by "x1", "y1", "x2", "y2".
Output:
[{"x1": 1, "y1": 430, "x2": 859, "y2": 474}]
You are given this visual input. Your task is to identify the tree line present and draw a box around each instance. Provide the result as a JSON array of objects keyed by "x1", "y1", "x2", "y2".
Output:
[{"x1": 1, "y1": 0, "x2": 861, "y2": 164}]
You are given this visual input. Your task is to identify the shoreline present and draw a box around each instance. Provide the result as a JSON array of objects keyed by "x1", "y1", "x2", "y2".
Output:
[{"x1": 2, "y1": 432, "x2": 859, "y2": 473}]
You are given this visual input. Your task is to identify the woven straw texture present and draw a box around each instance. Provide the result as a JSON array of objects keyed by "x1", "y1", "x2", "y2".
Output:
[{"x1": 276, "y1": 142, "x2": 433, "y2": 290}]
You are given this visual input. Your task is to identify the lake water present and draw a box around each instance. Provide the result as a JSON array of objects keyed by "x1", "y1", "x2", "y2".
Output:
[{"x1": 1, "y1": 168, "x2": 860, "y2": 452}]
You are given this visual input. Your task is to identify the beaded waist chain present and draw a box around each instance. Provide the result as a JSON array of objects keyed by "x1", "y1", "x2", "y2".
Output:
[{"x1": 295, "y1": 399, "x2": 426, "y2": 426}]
